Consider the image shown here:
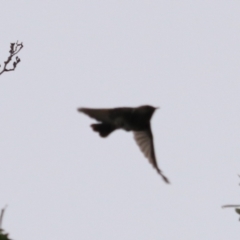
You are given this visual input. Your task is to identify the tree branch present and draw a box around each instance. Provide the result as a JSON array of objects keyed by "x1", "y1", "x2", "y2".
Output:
[
  {"x1": 0, "y1": 41, "x2": 23, "y2": 76},
  {"x1": 222, "y1": 175, "x2": 240, "y2": 220},
  {"x1": 0, "y1": 206, "x2": 7, "y2": 230},
  {"x1": 0, "y1": 206, "x2": 12, "y2": 240},
  {"x1": 222, "y1": 205, "x2": 240, "y2": 208}
]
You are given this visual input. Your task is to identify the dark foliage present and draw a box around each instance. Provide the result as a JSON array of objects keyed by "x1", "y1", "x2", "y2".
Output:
[
  {"x1": 0, "y1": 207, "x2": 12, "y2": 240},
  {"x1": 0, "y1": 229, "x2": 12, "y2": 240}
]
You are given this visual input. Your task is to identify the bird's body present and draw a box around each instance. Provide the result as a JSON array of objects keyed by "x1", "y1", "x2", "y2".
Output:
[{"x1": 78, "y1": 105, "x2": 169, "y2": 183}]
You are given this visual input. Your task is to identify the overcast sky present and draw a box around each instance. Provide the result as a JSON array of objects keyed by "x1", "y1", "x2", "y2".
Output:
[{"x1": 1, "y1": 1, "x2": 240, "y2": 240}]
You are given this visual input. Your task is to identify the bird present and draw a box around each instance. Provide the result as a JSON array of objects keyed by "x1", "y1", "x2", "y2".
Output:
[{"x1": 77, "y1": 105, "x2": 169, "y2": 183}]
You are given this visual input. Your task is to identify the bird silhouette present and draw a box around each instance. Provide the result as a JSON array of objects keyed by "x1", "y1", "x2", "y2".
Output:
[{"x1": 78, "y1": 105, "x2": 169, "y2": 183}]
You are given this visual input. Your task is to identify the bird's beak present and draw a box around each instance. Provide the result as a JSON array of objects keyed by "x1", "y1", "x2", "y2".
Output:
[{"x1": 155, "y1": 107, "x2": 160, "y2": 110}]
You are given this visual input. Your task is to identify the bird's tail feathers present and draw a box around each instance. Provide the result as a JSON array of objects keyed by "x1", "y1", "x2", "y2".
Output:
[
  {"x1": 156, "y1": 168, "x2": 170, "y2": 184},
  {"x1": 91, "y1": 123, "x2": 116, "y2": 137}
]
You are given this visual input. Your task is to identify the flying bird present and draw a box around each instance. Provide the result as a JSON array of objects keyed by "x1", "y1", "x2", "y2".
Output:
[{"x1": 78, "y1": 105, "x2": 169, "y2": 183}]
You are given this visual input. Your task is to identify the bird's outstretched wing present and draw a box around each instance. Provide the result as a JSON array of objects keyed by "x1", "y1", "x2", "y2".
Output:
[
  {"x1": 78, "y1": 108, "x2": 111, "y2": 123},
  {"x1": 133, "y1": 129, "x2": 169, "y2": 183}
]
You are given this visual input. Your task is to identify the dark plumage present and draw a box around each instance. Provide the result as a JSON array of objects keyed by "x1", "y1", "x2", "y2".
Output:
[{"x1": 78, "y1": 105, "x2": 169, "y2": 183}]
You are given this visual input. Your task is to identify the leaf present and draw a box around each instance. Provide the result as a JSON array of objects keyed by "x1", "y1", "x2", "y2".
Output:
[
  {"x1": 235, "y1": 208, "x2": 240, "y2": 215},
  {"x1": 0, "y1": 230, "x2": 12, "y2": 240}
]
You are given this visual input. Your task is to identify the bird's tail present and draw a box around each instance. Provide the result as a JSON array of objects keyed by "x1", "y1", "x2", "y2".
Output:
[
  {"x1": 157, "y1": 169, "x2": 170, "y2": 184},
  {"x1": 91, "y1": 123, "x2": 116, "y2": 137}
]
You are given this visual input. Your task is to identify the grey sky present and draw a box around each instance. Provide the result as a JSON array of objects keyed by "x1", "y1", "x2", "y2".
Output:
[{"x1": 1, "y1": 1, "x2": 240, "y2": 239}]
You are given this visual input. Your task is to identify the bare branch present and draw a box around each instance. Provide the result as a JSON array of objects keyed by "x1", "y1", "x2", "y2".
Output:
[
  {"x1": 222, "y1": 205, "x2": 240, "y2": 208},
  {"x1": 0, "y1": 41, "x2": 23, "y2": 76},
  {"x1": 222, "y1": 175, "x2": 240, "y2": 221},
  {"x1": 0, "y1": 206, "x2": 7, "y2": 230}
]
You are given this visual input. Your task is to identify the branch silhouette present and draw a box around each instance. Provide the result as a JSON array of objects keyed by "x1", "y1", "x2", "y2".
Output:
[
  {"x1": 222, "y1": 176, "x2": 240, "y2": 221},
  {"x1": 0, "y1": 206, "x2": 7, "y2": 230},
  {"x1": 0, "y1": 206, "x2": 12, "y2": 240},
  {"x1": 0, "y1": 42, "x2": 23, "y2": 76}
]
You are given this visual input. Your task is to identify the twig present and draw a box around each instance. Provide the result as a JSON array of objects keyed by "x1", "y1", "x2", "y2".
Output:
[
  {"x1": 0, "y1": 206, "x2": 7, "y2": 230},
  {"x1": 0, "y1": 41, "x2": 24, "y2": 76},
  {"x1": 222, "y1": 205, "x2": 240, "y2": 208},
  {"x1": 222, "y1": 175, "x2": 240, "y2": 220}
]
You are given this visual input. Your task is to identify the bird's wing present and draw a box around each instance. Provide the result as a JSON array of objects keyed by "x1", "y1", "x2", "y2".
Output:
[
  {"x1": 78, "y1": 108, "x2": 111, "y2": 123},
  {"x1": 133, "y1": 129, "x2": 169, "y2": 183}
]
